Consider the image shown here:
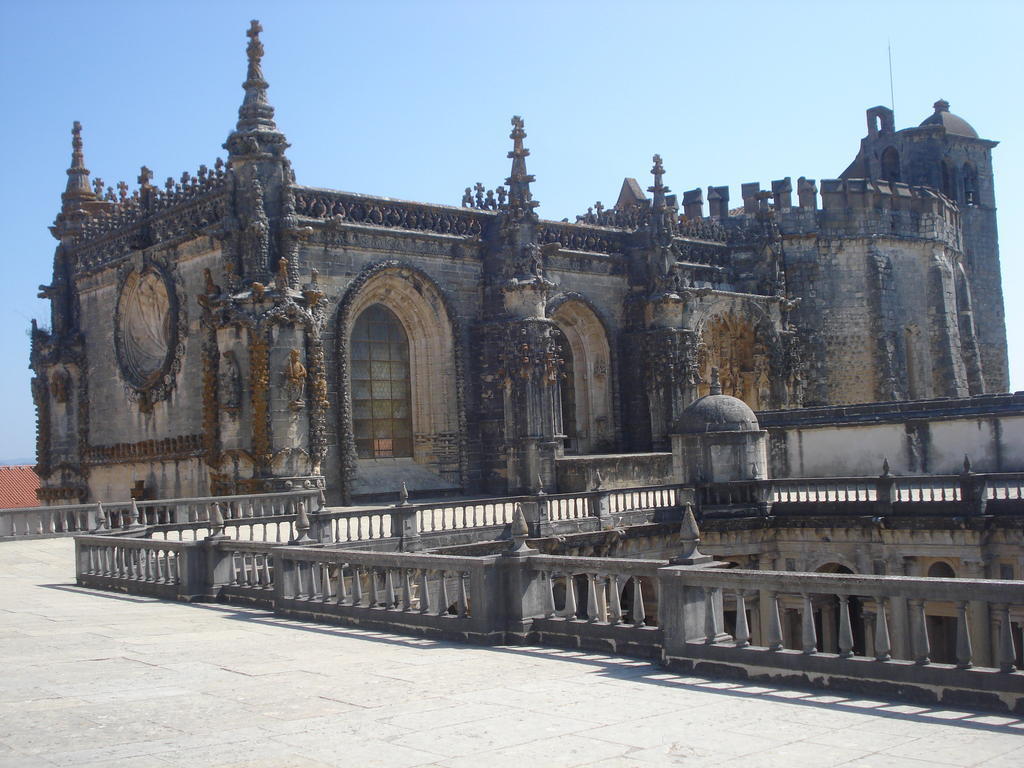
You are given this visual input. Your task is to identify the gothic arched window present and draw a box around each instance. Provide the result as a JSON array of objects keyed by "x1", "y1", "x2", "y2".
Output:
[{"x1": 351, "y1": 304, "x2": 412, "y2": 459}]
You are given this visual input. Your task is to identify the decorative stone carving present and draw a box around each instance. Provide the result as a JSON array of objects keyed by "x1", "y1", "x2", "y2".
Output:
[
  {"x1": 220, "y1": 351, "x2": 242, "y2": 412},
  {"x1": 113, "y1": 259, "x2": 186, "y2": 412},
  {"x1": 284, "y1": 348, "x2": 307, "y2": 410}
]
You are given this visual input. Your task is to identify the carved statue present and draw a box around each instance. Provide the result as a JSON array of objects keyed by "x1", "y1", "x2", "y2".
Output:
[
  {"x1": 284, "y1": 348, "x2": 307, "y2": 410},
  {"x1": 50, "y1": 368, "x2": 71, "y2": 404},
  {"x1": 221, "y1": 351, "x2": 242, "y2": 412}
]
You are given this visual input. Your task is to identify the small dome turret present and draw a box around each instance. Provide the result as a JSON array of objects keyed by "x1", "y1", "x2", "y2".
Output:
[
  {"x1": 674, "y1": 369, "x2": 760, "y2": 434},
  {"x1": 919, "y1": 99, "x2": 978, "y2": 139}
]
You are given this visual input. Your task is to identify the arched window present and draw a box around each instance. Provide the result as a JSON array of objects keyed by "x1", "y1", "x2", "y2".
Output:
[
  {"x1": 350, "y1": 304, "x2": 412, "y2": 459},
  {"x1": 940, "y1": 160, "x2": 955, "y2": 200},
  {"x1": 928, "y1": 561, "x2": 956, "y2": 578},
  {"x1": 962, "y1": 162, "x2": 978, "y2": 205},
  {"x1": 880, "y1": 147, "x2": 901, "y2": 182}
]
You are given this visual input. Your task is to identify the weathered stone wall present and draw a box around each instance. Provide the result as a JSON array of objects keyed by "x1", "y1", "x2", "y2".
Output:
[{"x1": 760, "y1": 393, "x2": 1024, "y2": 476}]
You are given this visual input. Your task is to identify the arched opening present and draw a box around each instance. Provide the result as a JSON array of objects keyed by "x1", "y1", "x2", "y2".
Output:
[
  {"x1": 351, "y1": 305, "x2": 412, "y2": 459},
  {"x1": 880, "y1": 147, "x2": 901, "y2": 182},
  {"x1": 940, "y1": 160, "x2": 955, "y2": 200},
  {"x1": 927, "y1": 561, "x2": 956, "y2": 578},
  {"x1": 550, "y1": 299, "x2": 614, "y2": 454},
  {"x1": 697, "y1": 313, "x2": 772, "y2": 410},
  {"x1": 342, "y1": 268, "x2": 462, "y2": 496},
  {"x1": 962, "y1": 162, "x2": 978, "y2": 205}
]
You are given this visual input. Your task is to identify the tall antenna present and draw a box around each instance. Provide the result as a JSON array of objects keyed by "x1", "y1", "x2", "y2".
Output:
[{"x1": 888, "y1": 39, "x2": 896, "y2": 112}]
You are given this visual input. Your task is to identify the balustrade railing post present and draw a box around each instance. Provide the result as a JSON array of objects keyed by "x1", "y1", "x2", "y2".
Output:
[
  {"x1": 565, "y1": 573, "x2": 578, "y2": 620},
  {"x1": 392, "y1": 507, "x2": 422, "y2": 551},
  {"x1": 874, "y1": 597, "x2": 892, "y2": 661},
  {"x1": 838, "y1": 595, "x2": 854, "y2": 658},
  {"x1": 876, "y1": 464, "x2": 894, "y2": 517},
  {"x1": 543, "y1": 572, "x2": 556, "y2": 619},
  {"x1": 630, "y1": 577, "x2": 645, "y2": 628},
  {"x1": 909, "y1": 598, "x2": 931, "y2": 665},
  {"x1": 705, "y1": 588, "x2": 724, "y2": 644},
  {"x1": 954, "y1": 600, "x2": 973, "y2": 668},
  {"x1": 764, "y1": 592, "x2": 784, "y2": 651},
  {"x1": 417, "y1": 569, "x2": 430, "y2": 614},
  {"x1": 438, "y1": 570, "x2": 451, "y2": 616},
  {"x1": 608, "y1": 575, "x2": 622, "y2": 625},
  {"x1": 587, "y1": 573, "x2": 601, "y2": 623},
  {"x1": 959, "y1": 459, "x2": 988, "y2": 516},
  {"x1": 734, "y1": 591, "x2": 750, "y2": 648},
  {"x1": 996, "y1": 604, "x2": 1017, "y2": 673},
  {"x1": 801, "y1": 594, "x2": 818, "y2": 654}
]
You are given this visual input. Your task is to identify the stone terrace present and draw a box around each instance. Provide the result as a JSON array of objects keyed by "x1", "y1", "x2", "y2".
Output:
[{"x1": 3, "y1": 538, "x2": 1024, "y2": 768}]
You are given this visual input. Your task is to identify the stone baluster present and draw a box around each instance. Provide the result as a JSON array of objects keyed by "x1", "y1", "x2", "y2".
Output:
[
  {"x1": 734, "y1": 591, "x2": 750, "y2": 648},
  {"x1": 543, "y1": 572, "x2": 557, "y2": 618},
  {"x1": 874, "y1": 597, "x2": 892, "y2": 661},
  {"x1": 564, "y1": 573, "x2": 578, "y2": 620},
  {"x1": 402, "y1": 569, "x2": 414, "y2": 611},
  {"x1": 321, "y1": 563, "x2": 333, "y2": 602},
  {"x1": 955, "y1": 600, "x2": 973, "y2": 668},
  {"x1": 385, "y1": 569, "x2": 397, "y2": 608},
  {"x1": 909, "y1": 598, "x2": 930, "y2": 664},
  {"x1": 92, "y1": 501, "x2": 107, "y2": 532},
  {"x1": 457, "y1": 572, "x2": 469, "y2": 618},
  {"x1": 418, "y1": 569, "x2": 431, "y2": 614},
  {"x1": 631, "y1": 577, "x2": 645, "y2": 628},
  {"x1": 351, "y1": 566, "x2": 364, "y2": 606},
  {"x1": 368, "y1": 568, "x2": 381, "y2": 607},
  {"x1": 438, "y1": 571, "x2": 451, "y2": 616},
  {"x1": 801, "y1": 594, "x2": 818, "y2": 654},
  {"x1": 838, "y1": 595, "x2": 855, "y2": 658},
  {"x1": 996, "y1": 605, "x2": 1017, "y2": 673},
  {"x1": 261, "y1": 555, "x2": 273, "y2": 590},
  {"x1": 765, "y1": 592, "x2": 784, "y2": 650},
  {"x1": 587, "y1": 573, "x2": 602, "y2": 623},
  {"x1": 336, "y1": 563, "x2": 350, "y2": 604},
  {"x1": 705, "y1": 589, "x2": 723, "y2": 644},
  {"x1": 608, "y1": 575, "x2": 623, "y2": 625}
]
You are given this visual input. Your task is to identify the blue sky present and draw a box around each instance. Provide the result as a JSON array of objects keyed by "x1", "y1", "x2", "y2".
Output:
[{"x1": 1, "y1": 0, "x2": 1021, "y2": 461}]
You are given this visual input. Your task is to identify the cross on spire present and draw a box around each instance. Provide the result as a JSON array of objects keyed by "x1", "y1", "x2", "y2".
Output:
[
  {"x1": 61, "y1": 121, "x2": 95, "y2": 211},
  {"x1": 505, "y1": 115, "x2": 538, "y2": 214},
  {"x1": 648, "y1": 154, "x2": 670, "y2": 210},
  {"x1": 226, "y1": 18, "x2": 285, "y2": 156}
]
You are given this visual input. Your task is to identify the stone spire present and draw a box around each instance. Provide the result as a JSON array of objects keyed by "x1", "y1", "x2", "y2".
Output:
[
  {"x1": 505, "y1": 116, "x2": 538, "y2": 218},
  {"x1": 61, "y1": 121, "x2": 95, "y2": 212},
  {"x1": 648, "y1": 154, "x2": 670, "y2": 210},
  {"x1": 225, "y1": 19, "x2": 287, "y2": 158}
]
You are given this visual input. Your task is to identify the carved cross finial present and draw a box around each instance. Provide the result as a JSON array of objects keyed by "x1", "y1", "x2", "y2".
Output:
[
  {"x1": 648, "y1": 153, "x2": 670, "y2": 206},
  {"x1": 116, "y1": 180, "x2": 128, "y2": 202},
  {"x1": 246, "y1": 19, "x2": 264, "y2": 66},
  {"x1": 137, "y1": 166, "x2": 153, "y2": 188},
  {"x1": 505, "y1": 115, "x2": 538, "y2": 213},
  {"x1": 61, "y1": 120, "x2": 94, "y2": 209},
  {"x1": 709, "y1": 366, "x2": 722, "y2": 396}
]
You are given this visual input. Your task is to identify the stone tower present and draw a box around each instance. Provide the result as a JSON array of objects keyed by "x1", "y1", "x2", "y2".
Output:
[{"x1": 843, "y1": 100, "x2": 1006, "y2": 393}]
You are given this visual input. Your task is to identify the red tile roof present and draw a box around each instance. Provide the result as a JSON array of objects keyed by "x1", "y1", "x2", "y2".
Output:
[{"x1": 0, "y1": 465, "x2": 40, "y2": 509}]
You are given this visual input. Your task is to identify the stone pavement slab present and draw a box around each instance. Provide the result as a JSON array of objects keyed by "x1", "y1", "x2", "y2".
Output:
[{"x1": 1, "y1": 538, "x2": 1022, "y2": 768}]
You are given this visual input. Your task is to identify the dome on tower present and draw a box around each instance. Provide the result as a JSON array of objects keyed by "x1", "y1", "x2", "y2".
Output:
[{"x1": 919, "y1": 99, "x2": 978, "y2": 139}]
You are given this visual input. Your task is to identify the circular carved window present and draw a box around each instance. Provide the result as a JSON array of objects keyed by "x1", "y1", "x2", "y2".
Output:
[{"x1": 114, "y1": 264, "x2": 183, "y2": 406}]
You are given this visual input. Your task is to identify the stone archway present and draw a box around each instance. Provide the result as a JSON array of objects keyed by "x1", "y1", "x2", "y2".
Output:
[
  {"x1": 549, "y1": 298, "x2": 614, "y2": 454},
  {"x1": 695, "y1": 313, "x2": 773, "y2": 411},
  {"x1": 340, "y1": 266, "x2": 461, "y2": 494}
]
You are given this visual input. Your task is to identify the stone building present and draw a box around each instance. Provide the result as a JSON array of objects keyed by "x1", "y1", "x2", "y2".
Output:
[{"x1": 30, "y1": 21, "x2": 1008, "y2": 506}]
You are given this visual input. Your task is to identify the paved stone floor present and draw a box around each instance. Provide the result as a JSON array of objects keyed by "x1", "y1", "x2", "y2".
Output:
[{"x1": 2, "y1": 539, "x2": 1023, "y2": 768}]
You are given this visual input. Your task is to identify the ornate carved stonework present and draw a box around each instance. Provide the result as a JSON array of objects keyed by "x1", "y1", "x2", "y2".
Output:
[{"x1": 113, "y1": 258, "x2": 187, "y2": 411}]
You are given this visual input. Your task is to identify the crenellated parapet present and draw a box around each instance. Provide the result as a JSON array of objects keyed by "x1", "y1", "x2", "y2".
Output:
[{"x1": 671, "y1": 176, "x2": 963, "y2": 252}]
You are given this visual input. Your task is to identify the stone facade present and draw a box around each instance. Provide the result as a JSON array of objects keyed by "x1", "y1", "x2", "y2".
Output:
[{"x1": 29, "y1": 21, "x2": 1009, "y2": 506}]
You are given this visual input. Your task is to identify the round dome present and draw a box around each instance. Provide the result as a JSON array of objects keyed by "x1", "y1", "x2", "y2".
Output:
[
  {"x1": 675, "y1": 392, "x2": 760, "y2": 434},
  {"x1": 919, "y1": 99, "x2": 978, "y2": 139}
]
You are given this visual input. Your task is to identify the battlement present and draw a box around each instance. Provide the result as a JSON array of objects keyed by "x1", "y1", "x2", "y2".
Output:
[{"x1": 677, "y1": 176, "x2": 962, "y2": 248}]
